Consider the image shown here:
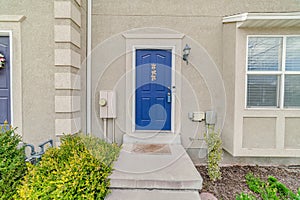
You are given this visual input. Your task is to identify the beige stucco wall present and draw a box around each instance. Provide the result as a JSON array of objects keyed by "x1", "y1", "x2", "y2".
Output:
[
  {"x1": 54, "y1": 0, "x2": 85, "y2": 146},
  {"x1": 0, "y1": 0, "x2": 56, "y2": 146},
  {"x1": 90, "y1": 28, "x2": 215, "y2": 147},
  {"x1": 0, "y1": 0, "x2": 86, "y2": 147},
  {"x1": 222, "y1": 23, "x2": 237, "y2": 154},
  {"x1": 285, "y1": 118, "x2": 300, "y2": 149},
  {"x1": 91, "y1": 0, "x2": 300, "y2": 70},
  {"x1": 90, "y1": 0, "x2": 300, "y2": 157},
  {"x1": 1, "y1": 0, "x2": 299, "y2": 159}
]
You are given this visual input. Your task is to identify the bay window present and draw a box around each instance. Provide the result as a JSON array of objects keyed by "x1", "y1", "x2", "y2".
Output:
[{"x1": 247, "y1": 36, "x2": 300, "y2": 108}]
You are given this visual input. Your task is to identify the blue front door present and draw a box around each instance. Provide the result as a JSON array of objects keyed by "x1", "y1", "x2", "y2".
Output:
[
  {"x1": 0, "y1": 36, "x2": 10, "y2": 125},
  {"x1": 135, "y1": 49, "x2": 172, "y2": 131}
]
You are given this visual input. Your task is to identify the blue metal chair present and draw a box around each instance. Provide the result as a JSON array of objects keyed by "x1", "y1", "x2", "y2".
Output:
[{"x1": 24, "y1": 139, "x2": 53, "y2": 164}]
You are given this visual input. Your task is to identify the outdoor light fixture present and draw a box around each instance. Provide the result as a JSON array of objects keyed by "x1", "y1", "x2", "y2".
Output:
[
  {"x1": 0, "y1": 53, "x2": 6, "y2": 69},
  {"x1": 183, "y1": 44, "x2": 191, "y2": 65}
]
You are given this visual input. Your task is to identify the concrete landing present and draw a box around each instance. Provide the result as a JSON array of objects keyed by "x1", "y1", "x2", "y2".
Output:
[
  {"x1": 106, "y1": 189, "x2": 201, "y2": 200},
  {"x1": 123, "y1": 133, "x2": 181, "y2": 144},
  {"x1": 106, "y1": 143, "x2": 202, "y2": 199}
]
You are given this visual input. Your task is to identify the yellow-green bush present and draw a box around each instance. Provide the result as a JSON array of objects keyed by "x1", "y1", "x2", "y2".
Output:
[
  {"x1": 17, "y1": 135, "x2": 120, "y2": 200},
  {"x1": 81, "y1": 135, "x2": 120, "y2": 166},
  {"x1": 204, "y1": 127, "x2": 223, "y2": 182},
  {"x1": 0, "y1": 125, "x2": 26, "y2": 199}
]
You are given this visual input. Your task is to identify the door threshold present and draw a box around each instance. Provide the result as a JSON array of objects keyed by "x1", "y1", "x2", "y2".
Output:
[
  {"x1": 132, "y1": 131, "x2": 175, "y2": 134},
  {"x1": 123, "y1": 133, "x2": 181, "y2": 144}
]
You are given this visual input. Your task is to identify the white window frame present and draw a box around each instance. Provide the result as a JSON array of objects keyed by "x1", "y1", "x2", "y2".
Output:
[{"x1": 245, "y1": 35, "x2": 300, "y2": 110}]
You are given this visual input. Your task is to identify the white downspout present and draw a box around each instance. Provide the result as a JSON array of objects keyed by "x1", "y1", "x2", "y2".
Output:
[{"x1": 86, "y1": 0, "x2": 92, "y2": 134}]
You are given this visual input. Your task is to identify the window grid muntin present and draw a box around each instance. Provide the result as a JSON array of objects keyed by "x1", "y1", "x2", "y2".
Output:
[{"x1": 246, "y1": 35, "x2": 300, "y2": 109}]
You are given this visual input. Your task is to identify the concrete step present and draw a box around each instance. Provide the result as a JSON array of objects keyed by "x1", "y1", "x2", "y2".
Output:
[
  {"x1": 123, "y1": 133, "x2": 181, "y2": 144},
  {"x1": 105, "y1": 189, "x2": 201, "y2": 200},
  {"x1": 109, "y1": 144, "x2": 202, "y2": 190}
]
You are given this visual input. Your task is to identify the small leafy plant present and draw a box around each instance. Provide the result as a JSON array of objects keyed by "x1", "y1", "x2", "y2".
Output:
[
  {"x1": 204, "y1": 126, "x2": 223, "y2": 181},
  {"x1": 0, "y1": 124, "x2": 27, "y2": 199},
  {"x1": 17, "y1": 134, "x2": 120, "y2": 200},
  {"x1": 236, "y1": 192, "x2": 256, "y2": 200},
  {"x1": 237, "y1": 173, "x2": 300, "y2": 200},
  {"x1": 81, "y1": 135, "x2": 120, "y2": 166}
]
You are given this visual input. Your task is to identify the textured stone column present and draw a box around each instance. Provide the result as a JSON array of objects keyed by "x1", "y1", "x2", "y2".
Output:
[{"x1": 54, "y1": 0, "x2": 83, "y2": 146}]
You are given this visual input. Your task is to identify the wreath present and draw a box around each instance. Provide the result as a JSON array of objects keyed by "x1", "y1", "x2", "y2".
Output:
[{"x1": 0, "y1": 53, "x2": 6, "y2": 68}]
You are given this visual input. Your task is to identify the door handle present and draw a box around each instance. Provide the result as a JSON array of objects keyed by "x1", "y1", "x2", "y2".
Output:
[{"x1": 167, "y1": 93, "x2": 171, "y2": 103}]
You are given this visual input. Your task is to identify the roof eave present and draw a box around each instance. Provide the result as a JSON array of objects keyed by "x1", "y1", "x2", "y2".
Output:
[{"x1": 223, "y1": 12, "x2": 300, "y2": 23}]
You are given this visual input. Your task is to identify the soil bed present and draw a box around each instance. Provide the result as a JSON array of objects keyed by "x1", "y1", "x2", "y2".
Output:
[{"x1": 197, "y1": 165, "x2": 300, "y2": 200}]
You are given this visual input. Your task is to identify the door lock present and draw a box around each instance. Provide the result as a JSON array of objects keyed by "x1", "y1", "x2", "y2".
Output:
[{"x1": 167, "y1": 92, "x2": 171, "y2": 103}]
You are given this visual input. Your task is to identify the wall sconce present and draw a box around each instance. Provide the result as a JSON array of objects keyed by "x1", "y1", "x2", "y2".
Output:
[
  {"x1": 183, "y1": 44, "x2": 191, "y2": 65},
  {"x1": 0, "y1": 53, "x2": 6, "y2": 69}
]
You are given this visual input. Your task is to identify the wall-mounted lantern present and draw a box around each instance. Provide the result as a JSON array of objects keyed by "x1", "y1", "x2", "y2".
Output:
[
  {"x1": 183, "y1": 44, "x2": 191, "y2": 65},
  {"x1": 0, "y1": 53, "x2": 6, "y2": 69}
]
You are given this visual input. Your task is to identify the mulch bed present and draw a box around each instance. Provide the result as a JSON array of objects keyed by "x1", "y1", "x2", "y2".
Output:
[{"x1": 197, "y1": 165, "x2": 300, "y2": 200}]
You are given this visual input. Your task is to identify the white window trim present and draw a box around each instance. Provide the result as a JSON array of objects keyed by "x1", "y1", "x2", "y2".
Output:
[{"x1": 245, "y1": 35, "x2": 300, "y2": 110}]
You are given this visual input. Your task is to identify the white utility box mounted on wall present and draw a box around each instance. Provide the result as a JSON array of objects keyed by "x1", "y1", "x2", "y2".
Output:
[
  {"x1": 205, "y1": 111, "x2": 216, "y2": 125},
  {"x1": 188, "y1": 111, "x2": 205, "y2": 122},
  {"x1": 99, "y1": 90, "x2": 117, "y2": 118}
]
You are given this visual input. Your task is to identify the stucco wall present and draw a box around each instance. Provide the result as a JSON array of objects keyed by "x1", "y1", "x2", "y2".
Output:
[
  {"x1": 91, "y1": 0, "x2": 300, "y2": 70},
  {"x1": 0, "y1": 0, "x2": 56, "y2": 146},
  {"x1": 54, "y1": 0, "x2": 85, "y2": 145},
  {"x1": 0, "y1": 0, "x2": 86, "y2": 147},
  {"x1": 222, "y1": 23, "x2": 237, "y2": 154},
  {"x1": 1, "y1": 0, "x2": 299, "y2": 156},
  {"x1": 90, "y1": 0, "x2": 300, "y2": 151}
]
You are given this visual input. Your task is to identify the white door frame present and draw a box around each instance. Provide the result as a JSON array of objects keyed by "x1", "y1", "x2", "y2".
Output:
[
  {"x1": 0, "y1": 31, "x2": 13, "y2": 125},
  {"x1": 132, "y1": 45, "x2": 176, "y2": 133},
  {"x1": 0, "y1": 15, "x2": 25, "y2": 135},
  {"x1": 123, "y1": 33, "x2": 183, "y2": 136}
]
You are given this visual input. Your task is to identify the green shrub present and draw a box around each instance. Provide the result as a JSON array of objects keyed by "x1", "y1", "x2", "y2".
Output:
[
  {"x1": 268, "y1": 176, "x2": 299, "y2": 200},
  {"x1": 237, "y1": 172, "x2": 300, "y2": 200},
  {"x1": 236, "y1": 192, "x2": 256, "y2": 200},
  {"x1": 81, "y1": 135, "x2": 120, "y2": 166},
  {"x1": 17, "y1": 134, "x2": 120, "y2": 200},
  {"x1": 204, "y1": 127, "x2": 223, "y2": 181},
  {"x1": 0, "y1": 125, "x2": 26, "y2": 199},
  {"x1": 245, "y1": 173, "x2": 266, "y2": 196}
]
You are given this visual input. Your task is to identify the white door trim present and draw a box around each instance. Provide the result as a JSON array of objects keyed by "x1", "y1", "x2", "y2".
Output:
[
  {"x1": 0, "y1": 31, "x2": 13, "y2": 125},
  {"x1": 0, "y1": 16, "x2": 24, "y2": 135},
  {"x1": 0, "y1": 27, "x2": 23, "y2": 135},
  {"x1": 131, "y1": 45, "x2": 176, "y2": 133},
  {"x1": 124, "y1": 32, "x2": 182, "y2": 136}
]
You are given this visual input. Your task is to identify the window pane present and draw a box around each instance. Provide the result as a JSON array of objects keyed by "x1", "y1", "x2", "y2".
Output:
[
  {"x1": 286, "y1": 37, "x2": 300, "y2": 71},
  {"x1": 248, "y1": 37, "x2": 282, "y2": 71},
  {"x1": 247, "y1": 75, "x2": 280, "y2": 107},
  {"x1": 284, "y1": 75, "x2": 300, "y2": 107}
]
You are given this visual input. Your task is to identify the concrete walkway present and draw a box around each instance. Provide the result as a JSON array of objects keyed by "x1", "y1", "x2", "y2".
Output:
[
  {"x1": 106, "y1": 189, "x2": 201, "y2": 200},
  {"x1": 105, "y1": 142, "x2": 203, "y2": 200}
]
